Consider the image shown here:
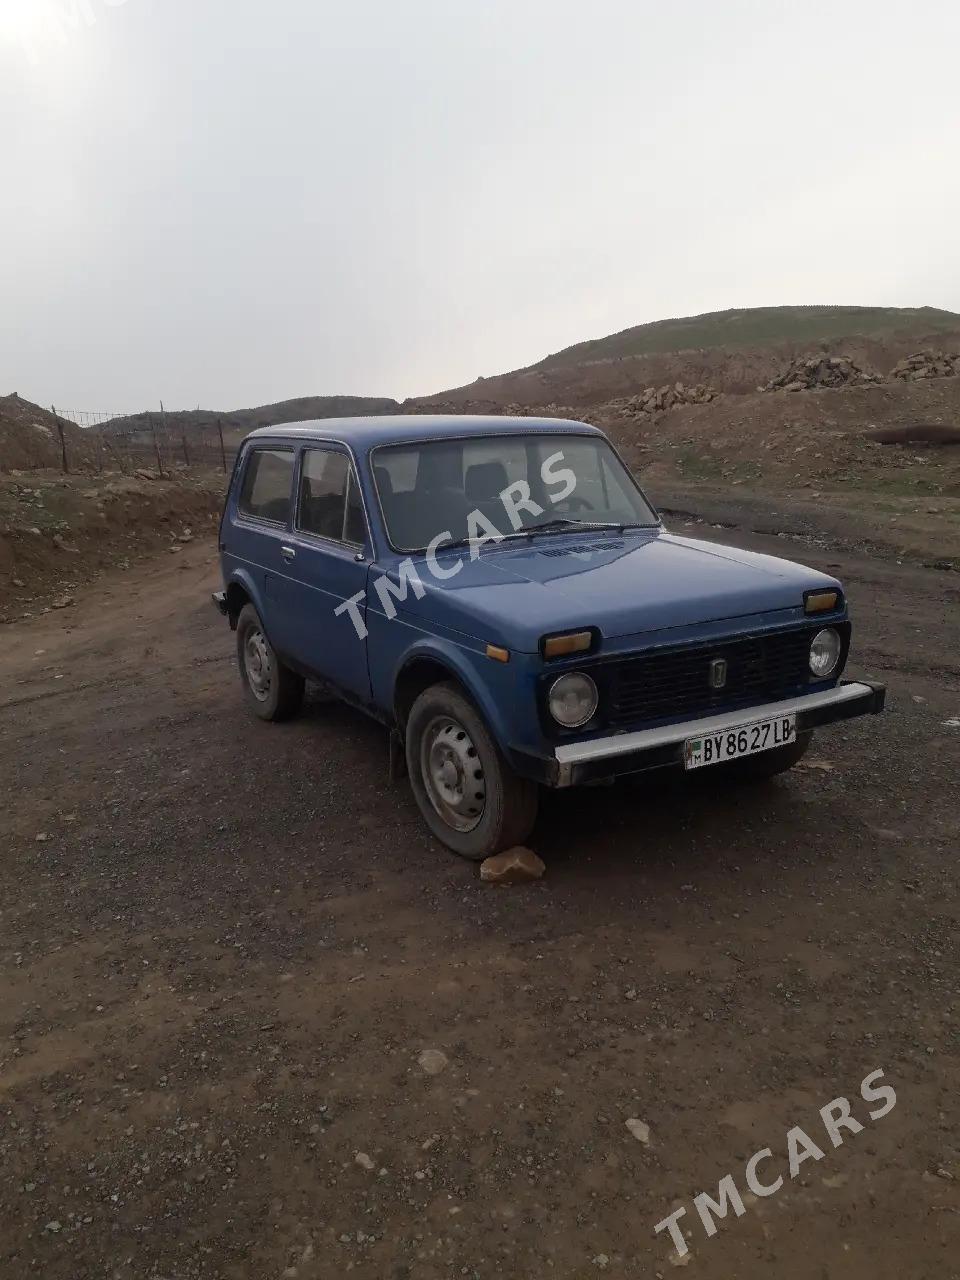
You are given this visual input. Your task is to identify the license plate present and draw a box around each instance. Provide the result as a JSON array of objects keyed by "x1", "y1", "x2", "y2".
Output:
[{"x1": 684, "y1": 714, "x2": 796, "y2": 770}]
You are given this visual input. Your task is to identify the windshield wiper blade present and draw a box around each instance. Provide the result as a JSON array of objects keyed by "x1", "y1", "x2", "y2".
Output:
[
  {"x1": 412, "y1": 518, "x2": 654, "y2": 555},
  {"x1": 506, "y1": 518, "x2": 627, "y2": 538}
]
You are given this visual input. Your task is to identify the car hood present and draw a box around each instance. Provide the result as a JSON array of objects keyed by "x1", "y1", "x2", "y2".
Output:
[{"x1": 392, "y1": 529, "x2": 841, "y2": 652}]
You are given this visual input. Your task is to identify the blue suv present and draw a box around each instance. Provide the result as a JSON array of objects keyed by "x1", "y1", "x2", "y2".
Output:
[{"x1": 214, "y1": 416, "x2": 885, "y2": 858}]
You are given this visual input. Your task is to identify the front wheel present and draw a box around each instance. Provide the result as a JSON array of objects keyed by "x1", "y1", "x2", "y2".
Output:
[
  {"x1": 405, "y1": 682, "x2": 538, "y2": 860},
  {"x1": 236, "y1": 603, "x2": 304, "y2": 722}
]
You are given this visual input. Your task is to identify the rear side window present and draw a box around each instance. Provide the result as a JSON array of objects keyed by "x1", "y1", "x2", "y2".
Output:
[
  {"x1": 239, "y1": 448, "x2": 294, "y2": 523},
  {"x1": 297, "y1": 448, "x2": 368, "y2": 545}
]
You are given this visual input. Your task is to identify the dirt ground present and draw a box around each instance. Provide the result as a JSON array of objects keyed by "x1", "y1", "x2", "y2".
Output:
[{"x1": 1, "y1": 497, "x2": 959, "y2": 1280}]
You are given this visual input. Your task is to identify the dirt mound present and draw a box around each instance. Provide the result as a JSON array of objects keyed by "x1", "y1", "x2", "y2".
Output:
[
  {"x1": 760, "y1": 354, "x2": 882, "y2": 393},
  {"x1": 0, "y1": 394, "x2": 99, "y2": 472},
  {"x1": 891, "y1": 350, "x2": 960, "y2": 380},
  {"x1": 0, "y1": 469, "x2": 225, "y2": 618}
]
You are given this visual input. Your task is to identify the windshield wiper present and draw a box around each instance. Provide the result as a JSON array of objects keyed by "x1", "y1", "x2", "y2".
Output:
[
  {"x1": 503, "y1": 518, "x2": 633, "y2": 539},
  {"x1": 408, "y1": 518, "x2": 657, "y2": 555}
]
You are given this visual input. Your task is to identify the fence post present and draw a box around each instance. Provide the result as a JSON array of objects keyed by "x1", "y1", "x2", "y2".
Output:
[
  {"x1": 218, "y1": 418, "x2": 227, "y2": 473},
  {"x1": 106, "y1": 432, "x2": 126, "y2": 474},
  {"x1": 153, "y1": 406, "x2": 165, "y2": 478},
  {"x1": 52, "y1": 405, "x2": 69, "y2": 473},
  {"x1": 181, "y1": 432, "x2": 190, "y2": 467},
  {"x1": 96, "y1": 425, "x2": 104, "y2": 473}
]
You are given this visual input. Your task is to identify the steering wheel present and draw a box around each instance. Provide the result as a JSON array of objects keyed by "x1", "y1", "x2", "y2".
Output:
[{"x1": 553, "y1": 494, "x2": 592, "y2": 515}]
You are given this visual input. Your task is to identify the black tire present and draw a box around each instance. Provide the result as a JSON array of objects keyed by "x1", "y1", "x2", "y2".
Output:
[
  {"x1": 715, "y1": 729, "x2": 813, "y2": 782},
  {"x1": 405, "y1": 681, "x2": 538, "y2": 860},
  {"x1": 236, "y1": 603, "x2": 304, "y2": 722}
]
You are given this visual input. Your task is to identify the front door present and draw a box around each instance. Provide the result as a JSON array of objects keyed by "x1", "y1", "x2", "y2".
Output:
[{"x1": 279, "y1": 445, "x2": 371, "y2": 701}]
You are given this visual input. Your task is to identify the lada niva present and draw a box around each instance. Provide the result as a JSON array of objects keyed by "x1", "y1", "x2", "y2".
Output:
[{"x1": 214, "y1": 416, "x2": 885, "y2": 858}]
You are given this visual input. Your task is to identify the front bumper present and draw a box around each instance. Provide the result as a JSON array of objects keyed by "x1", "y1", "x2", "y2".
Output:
[{"x1": 544, "y1": 680, "x2": 885, "y2": 787}]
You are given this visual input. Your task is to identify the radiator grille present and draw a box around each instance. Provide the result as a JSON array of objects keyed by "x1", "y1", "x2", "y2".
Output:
[{"x1": 605, "y1": 628, "x2": 819, "y2": 726}]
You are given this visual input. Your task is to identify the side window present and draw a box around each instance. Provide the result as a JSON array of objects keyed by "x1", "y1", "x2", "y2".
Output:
[
  {"x1": 297, "y1": 448, "x2": 368, "y2": 545},
  {"x1": 239, "y1": 448, "x2": 294, "y2": 522}
]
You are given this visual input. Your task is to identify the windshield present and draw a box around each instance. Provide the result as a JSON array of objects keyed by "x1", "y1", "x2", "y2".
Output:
[{"x1": 371, "y1": 433, "x2": 658, "y2": 552}]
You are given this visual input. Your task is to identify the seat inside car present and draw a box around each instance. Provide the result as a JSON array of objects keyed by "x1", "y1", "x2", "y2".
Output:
[
  {"x1": 299, "y1": 473, "x2": 345, "y2": 539},
  {"x1": 464, "y1": 461, "x2": 509, "y2": 503}
]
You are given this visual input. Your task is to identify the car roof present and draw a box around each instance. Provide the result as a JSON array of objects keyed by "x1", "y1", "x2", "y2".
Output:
[{"x1": 244, "y1": 414, "x2": 604, "y2": 453}]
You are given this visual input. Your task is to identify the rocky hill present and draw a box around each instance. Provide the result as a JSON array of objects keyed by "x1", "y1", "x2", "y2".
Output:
[
  {"x1": 408, "y1": 306, "x2": 960, "y2": 409},
  {"x1": 99, "y1": 395, "x2": 399, "y2": 445},
  {"x1": 532, "y1": 305, "x2": 960, "y2": 366}
]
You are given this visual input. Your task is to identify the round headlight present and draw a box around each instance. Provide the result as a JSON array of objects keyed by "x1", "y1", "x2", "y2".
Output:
[
  {"x1": 548, "y1": 672, "x2": 599, "y2": 728},
  {"x1": 809, "y1": 627, "x2": 842, "y2": 678}
]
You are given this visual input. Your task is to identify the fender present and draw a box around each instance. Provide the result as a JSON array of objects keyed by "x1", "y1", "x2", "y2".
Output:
[
  {"x1": 224, "y1": 565, "x2": 278, "y2": 646},
  {"x1": 392, "y1": 634, "x2": 522, "y2": 754}
]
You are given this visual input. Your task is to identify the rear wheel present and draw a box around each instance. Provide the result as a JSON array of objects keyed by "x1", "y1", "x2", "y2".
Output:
[
  {"x1": 405, "y1": 682, "x2": 538, "y2": 860},
  {"x1": 236, "y1": 603, "x2": 304, "y2": 722}
]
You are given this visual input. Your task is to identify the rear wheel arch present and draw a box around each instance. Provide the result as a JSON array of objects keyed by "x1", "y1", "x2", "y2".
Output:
[{"x1": 225, "y1": 581, "x2": 251, "y2": 629}]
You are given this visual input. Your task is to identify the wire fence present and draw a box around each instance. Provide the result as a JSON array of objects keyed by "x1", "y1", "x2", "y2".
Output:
[
  {"x1": 56, "y1": 408, "x2": 130, "y2": 428},
  {"x1": 43, "y1": 407, "x2": 239, "y2": 478}
]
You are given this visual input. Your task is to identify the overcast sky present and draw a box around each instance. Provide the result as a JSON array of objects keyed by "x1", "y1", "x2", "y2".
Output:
[{"x1": 2, "y1": 0, "x2": 959, "y2": 414}]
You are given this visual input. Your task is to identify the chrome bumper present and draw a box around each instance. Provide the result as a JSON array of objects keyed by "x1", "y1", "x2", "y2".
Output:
[{"x1": 552, "y1": 680, "x2": 885, "y2": 787}]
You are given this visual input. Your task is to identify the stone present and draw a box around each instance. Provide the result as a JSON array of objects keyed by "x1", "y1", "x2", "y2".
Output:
[
  {"x1": 355, "y1": 1152, "x2": 375, "y2": 1170},
  {"x1": 417, "y1": 1048, "x2": 449, "y2": 1076},
  {"x1": 625, "y1": 1117, "x2": 651, "y2": 1144},
  {"x1": 51, "y1": 596, "x2": 75, "y2": 609},
  {"x1": 479, "y1": 847, "x2": 545, "y2": 884}
]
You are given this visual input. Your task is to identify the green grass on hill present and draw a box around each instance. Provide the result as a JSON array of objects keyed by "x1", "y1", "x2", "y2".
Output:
[{"x1": 533, "y1": 305, "x2": 960, "y2": 369}]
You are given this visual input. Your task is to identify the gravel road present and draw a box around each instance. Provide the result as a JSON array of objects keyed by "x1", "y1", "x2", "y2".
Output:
[{"x1": 1, "y1": 514, "x2": 958, "y2": 1279}]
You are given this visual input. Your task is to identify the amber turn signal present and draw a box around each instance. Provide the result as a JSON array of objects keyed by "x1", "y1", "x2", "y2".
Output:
[
  {"x1": 486, "y1": 644, "x2": 510, "y2": 663},
  {"x1": 542, "y1": 631, "x2": 593, "y2": 658},
  {"x1": 804, "y1": 590, "x2": 840, "y2": 614}
]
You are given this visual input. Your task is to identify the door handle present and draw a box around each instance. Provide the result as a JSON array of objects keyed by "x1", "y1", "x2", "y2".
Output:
[{"x1": 280, "y1": 546, "x2": 296, "y2": 563}]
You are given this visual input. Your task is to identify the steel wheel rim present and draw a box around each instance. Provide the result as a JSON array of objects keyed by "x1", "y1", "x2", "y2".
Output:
[
  {"x1": 244, "y1": 627, "x2": 273, "y2": 701},
  {"x1": 420, "y1": 715, "x2": 486, "y2": 833}
]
